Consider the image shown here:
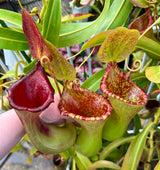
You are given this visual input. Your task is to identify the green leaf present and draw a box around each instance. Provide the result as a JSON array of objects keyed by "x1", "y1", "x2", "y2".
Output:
[
  {"x1": 145, "y1": 65, "x2": 160, "y2": 83},
  {"x1": 133, "y1": 114, "x2": 142, "y2": 135},
  {"x1": 45, "y1": 40, "x2": 76, "y2": 81},
  {"x1": 10, "y1": 142, "x2": 21, "y2": 153},
  {"x1": 60, "y1": 22, "x2": 90, "y2": 35},
  {"x1": 58, "y1": 0, "x2": 133, "y2": 47},
  {"x1": 98, "y1": 27, "x2": 140, "y2": 63},
  {"x1": 0, "y1": 9, "x2": 22, "y2": 27},
  {"x1": 23, "y1": 59, "x2": 38, "y2": 74},
  {"x1": 22, "y1": 9, "x2": 53, "y2": 61},
  {"x1": 136, "y1": 36, "x2": 160, "y2": 60},
  {"x1": 155, "y1": 160, "x2": 160, "y2": 170},
  {"x1": 87, "y1": 160, "x2": 121, "y2": 170},
  {"x1": 30, "y1": 146, "x2": 38, "y2": 155},
  {"x1": 81, "y1": 30, "x2": 111, "y2": 51},
  {"x1": 72, "y1": 158, "x2": 76, "y2": 170},
  {"x1": 99, "y1": 0, "x2": 133, "y2": 31},
  {"x1": 130, "y1": 72, "x2": 146, "y2": 82},
  {"x1": 23, "y1": 134, "x2": 30, "y2": 142},
  {"x1": 81, "y1": 68, "x2": 106, "y2": 91},
  {"x1": 62, "y1": 13, "x2": 94, "y2": 23},
  {"x1": 60, "y1": 150, "x2": 71, "y2": 160},
  {"x1": 122, "y1": 121, "x2": 153, "y2": 170},
  {"x1": 0, "y1": 71, "x2": 20, "y2": 80},
  {"x1": 27, "y1": 156, "x2": 33, "y2": 164},
  {"x1": 0, "y1": 27, "x2": 28, "y2": 50},
  {"x1": 57, "y1": 0, "x2": 110, "y2": 47},
  {"x1": 74, "y1": 151, "x2": 92, "y2": 170},
  {"x1": 0, "y1": 9, "x2": 42, "y2": 30},
  {"x1": 99, "y1": 136, "x2": 135, "y2": 160},
  {"x1": 48, "y1": 76, "x2": 63, "y2": 94},
  {"x1": 42, "y1": 0, "x2": 61, "y2": 46},
  {"x1": 129, "y1": 0, "x2": 149, "y2": 8}
]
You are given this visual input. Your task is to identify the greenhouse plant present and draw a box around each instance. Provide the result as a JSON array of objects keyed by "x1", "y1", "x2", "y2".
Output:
[{"x1": 0, "y1": 0, "x2": 160, "y2": 169}]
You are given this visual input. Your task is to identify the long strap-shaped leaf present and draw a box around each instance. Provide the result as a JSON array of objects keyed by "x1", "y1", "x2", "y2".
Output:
[
  {"x1": 81, "y1": 68, "x2": 106, "y2": 92},
  {"x1": 97, "y1": 0, "x2": 133, "y2": 32},
  {"x1": 42, "y1": 0, "x2": 61, "y2": 46},
  {"x1": 99, "y1": 136, "x2": 135, "y2": 160},
  {"x1": 0, "y1": 0, "x2": 132, "y2": 50},
  {"x1": 57, "y1": 0, "x2": 110, "y2": 47},
  {"x1": 122, "y1": 121, "x2": 153, "y2": 170},
  {"x1": 0, "y1": 9, "x2": 22, "y2": 28},
  {"x1": 0, "y1": 9, "x2": 42, "y2": 30},
  {"x1": 58, "y1": 0, "x2": 133, "y2": 47},
  {"x1": 0, "y1": 27, "x2": 28, "y2": 50},
  {"x1": 136, "y1": 36, "x2": 160, "y2": 60},
  {"x1": 87, "y1": 160, "x2": 121, "y2": 170}
]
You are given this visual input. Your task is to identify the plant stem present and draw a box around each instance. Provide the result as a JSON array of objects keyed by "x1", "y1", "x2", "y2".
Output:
[
  {"x1": 100, "y1": 136, "x2": 135, "y2": 160},
  {"x1": 141, "y1": 59, "x2": 158, "y2": 73},
  {"x1": 40, "y1": 56, "x2": 62, "y2": 98},
  {"x1": 90, "y1": 5, "x2": 101, "y2": 14},
  {"x1": 144, "y1": 108, "x2": 160, "y2": 169},
  {"x1": 67, "y1": 50, "x2": 82, "y2": 60},
  {"x1": 0, "y1": 80, "x2": 17, "y2": 88},
  {"x1": 72, "y1": 158, "x2": 76, "y2": 170},
  {"x1": 1, "y1": 86, "x2": 4, "y2": 110},
  {"x1": 15, "y1": 60, "x2": 27, "y2": 78},
  {"x1": 15, "y1": 51, "x2": 25, "y2": 62},
  {"x1": 144, "y1": 129, "x2": 155, "y2": 170},
  {"x1": 157, "y1": 83, "x2": 160, "y2": 90},
  {"x1": 20, "y1": 51, "x2": 31, "y2": 63},
  {"x1": 49, "y1": 64, "x2": 62, "y2": 98},
  {"x1": 39, "y1": 0, "x2": 49, "y2": 23},
  {"x1": 76, "y1": 47, "x2": 95, "y2": 73},
  {"x1": 133, "y1": 8, "x2": 142, "y2": 20},
  {"x1": 18, "y1": 0, "x2": 23, "y2": 9}
]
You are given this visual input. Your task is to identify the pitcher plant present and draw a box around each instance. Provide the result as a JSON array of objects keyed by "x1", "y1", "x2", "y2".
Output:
[
  {"x1": 7, "y1": 62, "x2": 77, "y2": 154},
  {"x1": 101, "y1": 62, "x2": 147, "y2": 141},
  {"x1": 59, "y1": 80, "x2": 112, "y2": 156}
]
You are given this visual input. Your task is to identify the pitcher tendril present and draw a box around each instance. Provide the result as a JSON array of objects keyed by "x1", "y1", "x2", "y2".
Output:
[
  {"x1": 125, "y1": 59, "x2": 142, "y2": 72},
  {"x1": 31, "y1": 7, "x2": 41, "y2": 23},
  {"x1": 67, "y1": 50, "x2": 82, "y2": 61},
  {"x1": 76, "y1": 47, "x2": 95, "y2": 73},
  {"x1": 15, "y1": 61, "x2": 26, "y2": 79},
  {"x1": 18, "y1": 0, "x2": 23, "y2": 9},
  {"x1": 40, "y1": 56, "x2": 50, "y2": 67},
  {"x1": 40, "y1": 56, "x2": 62, "y2": 98}
]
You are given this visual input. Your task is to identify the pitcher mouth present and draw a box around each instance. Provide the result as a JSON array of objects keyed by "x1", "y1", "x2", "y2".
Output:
[
  {"x1": 59, "y1": 80, "x2": 112, "y2": 121},
  {"x1": 128, "y1": 9, "x2": 154, "y2": 35},
  {"x1": 7, "y1": 62, "x2": 55, "y2": 112},
  {"x1": 100, "y1": 62, "x2": 147, "y2": 106}
]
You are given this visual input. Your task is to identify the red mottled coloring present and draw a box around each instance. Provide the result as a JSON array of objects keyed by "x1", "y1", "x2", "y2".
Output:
[
  {"x1": 97, "y1": 27, "x2": 140, "y2": 63},
  {"x1": 22, "y1": 9, "x2": 52, "y2": 61},
  {"x1": 101, "y1": 62, "x2": 147, "y2": 105},
  {"x1": 59, "y1": 80, "x2": 112, "y2": 121},
  {"x1": 59, "y1": 80, "x2": 112, "y2": 156},
  {"x1": 101, "y1": 62, "x2": 148, "y2": 141}
]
